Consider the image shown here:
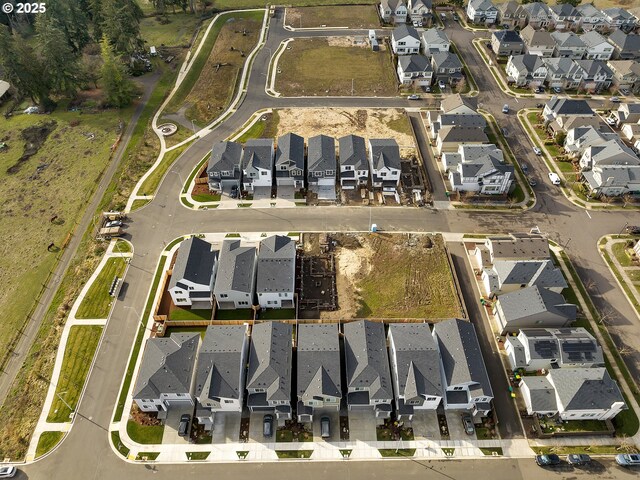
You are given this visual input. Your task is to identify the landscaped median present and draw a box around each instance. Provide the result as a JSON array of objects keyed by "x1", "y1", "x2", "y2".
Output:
[
  {"x1": 598, "y1": 236, "x2": 640, "y2": 319},
  {"x1": 35, "y1": 431, "x2": 64, "y2": 459},
  {"x1": 76, "y1": 257, "x2": 128, "y2": 319}
]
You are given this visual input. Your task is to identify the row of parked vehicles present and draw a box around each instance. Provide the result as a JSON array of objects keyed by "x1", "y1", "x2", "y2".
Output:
[
  {"x1": 262, "y1": 415, "x2": 331, "y2": 439},
  {"x1": 536, "y1": 453, "x2": 640, "y2": 468}
]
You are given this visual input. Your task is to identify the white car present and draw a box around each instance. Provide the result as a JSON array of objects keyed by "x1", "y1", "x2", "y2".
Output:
[
  {"x1": 533, "y1": 147, "x2": 542, "y2": 155},
  {"x1": 0, "y1": 466, "x2": 16, "y2": 478},
  {"x1": 548, "y1": 172, "x2": 561, "y2": 185},
  {"x1": 616, "y1": 453, "x2": 640, "y2": 466}
]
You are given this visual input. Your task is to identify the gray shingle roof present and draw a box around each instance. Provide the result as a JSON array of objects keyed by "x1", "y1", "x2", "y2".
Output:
[
  {"x1": 246, "y1": 322, "x2": 292, "y2": 402},
  {"x1": 194, "y1": 325, "x2": 247, "y2": 402},
  {"x1": 546, "y1": 97, "x2": 594, "y2": 116},
  {"x1": 437, "y1": 113, "x2": 486, "y2": 128},
  {"x1": 493, "y1": 30, "x2": 523, "y2": 44},
  {"x1": 338, "y1": 134, "x2": 368, "y2": 170},
  {"x1": 369, "y1": 139, "x2": 401, "y2": 171},
  {"x1": 549, "y1": 367, "x2": 625, "y2": 411},
  {"x1": 297, "y1": 324, "x2": 341, "y2": 401},
  {"x1": 168, "y1": 237, "x2": 218, "y2": 290},
  {"x1": 432, "y1": 51, "x2": 463, "y2": 70},
  {"x1": 497, "y1": 285, "x2": 576, "y2": 323},
  {"x1": 207, "y1": 141, "x2": 242, "y2": 175},
  {"x1": 344, "y1": 320, "x2": 393, "y2": 400},
  {"x1": 421, "y1": 28, "x2": 449, "y2": 48},
  {"x1": 521, "y1": 376, "x2": 558, "y2": 411},
  {"x1": 487, "y1": 233, "x2": 549, "y2": 261},
  {"x1": 389, "y1": 324, "x2": 443, "y2": 401},
  {"x1": 256, "y1": 235, "x2": 295, "y2": 294},
  {"x1": 550, "y1": 3, "x2": 578, "y2": 17},
  {"x1": 242, "y1": 138, "x2": 274, "y2": 171},
  {"x1": 438, "y1": 126, "x2": 489, "y2": 143},
  {"x1": 521, "y1": 25, "x2": 554, "y2": 47},
  {"x1": 275, "y1": 133, "x2": 304, "y2": 171},
  {"x1": 398, "y1": 54, "x2": 432, "y2": 74},
  {"x1": 491, "y1": 259, "x2": 568, "y2": 291},
  {"x1": 510, "y1": 54, "x2": 545, "y2": 74},
  {"x1": 393, "y1": 24, "x2": 419, "y2": 42},
  {"x1": 432, "y1": 319, "x2": 493, "y2": 397},
  {"x1": 440, "y1": 93, "x2": 478, "y2": 113},
  {"x1": 307, "y1": 134, "x2": 336, "y2": 172},
  {"x1": 580, "y1": 30, "x2": 608, "y2": 48},
  {"x1": 133, "y1": 333, "x2": 200, "y2": 399},
  {"x1": 213, "y1": 239, "x2": 256, "y2": 295}
]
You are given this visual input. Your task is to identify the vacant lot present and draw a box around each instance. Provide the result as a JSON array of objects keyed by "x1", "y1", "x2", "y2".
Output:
[
  {"x1": 286, "y1": 5, "x2": 380, "y2": 28},
  {"x1": 275, "y1": 38, "x2": 397, "y2": 97},
  {"x1": 140, "y1": 12, "x2": 200, "y2": 48},
  {"x1": 163, "y1": 11, "x2": 264, "y2": 126},
  {"x1": 276, "y1": 108, "x2": 414, "y2": 153},
  {"x1": 322, "y1": 233, "x2": 463, "y2": 319},
  {"x1": 0, "y1": 110, "x2": 124, "y2": 369},
  {"x1": 213, "y1": 0, "x2": 376, "y2": 7}
]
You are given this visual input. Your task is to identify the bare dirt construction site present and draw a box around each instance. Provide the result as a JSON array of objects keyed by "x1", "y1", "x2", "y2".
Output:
[
  {"x1": 285, "y1": 5, "x2": 380, "y2": 29},
  {"x1": 276, "y1": 108, "x2": 416, "y2": 154},
  {"x1": 304, "y1": 233, "x2": 463, "y2": 320}
]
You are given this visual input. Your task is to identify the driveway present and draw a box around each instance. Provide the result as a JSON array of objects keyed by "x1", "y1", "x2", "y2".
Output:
[
  {"x1": 445, "y1": 410, "x2": 476, "y2": 440},
  {"x1": 409, "y1": 410, "x2": 441, "y2": 440},
  {"x1": 347, "y1": 410, "x2": 379, "y2": 441},
  {"x1": 253, "y1": 186, "x2": 272, "y2": 201},
  {"x1": 311, "y1": 410, "x2": 340, "y2": 442},
  {"x1": 211, "y1": 411, "x2": 242, "y2": 444},
  {"x1": 162, "y1": 405, "x2": 195, "y2": 445},
  {"x1": 276, "y1": 184, "x2": 295, "y2": 200},
  {"x1": 247, "y1": 412, "x2": 269, "y2": 443}
]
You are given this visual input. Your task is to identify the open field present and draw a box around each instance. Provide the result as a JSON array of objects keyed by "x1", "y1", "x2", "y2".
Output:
[
  {"x1": 46, "y1": 325, "x2": 103, "y2": 423},
  {"x1": 140, "y1": 12, "x2": 200, "y2": 48},
  {"x1": 276, "y1": 108, "x2": 415, "y2": 154},
  {"x1": 492, "y1": 0, "x2": 640, "y2": 7},
  {"x1": 322, "y1": 233, "x2": 462, "y2": 319},
  {"x1": 0, "y1": 109, "x2": 126, "y2": 369},
  {"x1": 275, "y1": 37, "x2": 397, "y2": 97},
  {"x1": 213, "y1": 0, "x2": 376, "y2": 8},
  {"x1": 163, "y1": 11, "x2": 264, "y2": 126},
  {"x1": 76, "y1": 257, "x2": 127, "y2": 319},
  {"x1": 286, "y1": 5, "x2": 380, "y2": 28}
]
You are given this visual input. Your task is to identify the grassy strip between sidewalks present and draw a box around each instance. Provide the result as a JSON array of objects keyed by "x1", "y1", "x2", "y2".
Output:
[
  {"x1": 601, "y1": 248, "x2": 640, "y2": 317},
  {"x1": 127, "y1": 421, "x2": 165, "y2": 445},
  {"x1": 138, "y1": 142, "x2": 192, "y2": 197},
  {"x1": 114, "y1": 240, "x2": 132, "y2": 254},
  {"x1": 379, "y1": 449, "x2": 416, "y2": 457},
  {"x1": 111, "y1": 431, "x2": 130, "y2": 458},
  {"x1": 76, "y1": 258, "x2": 127, "y2": 319},
  {"x1": 275, "y1": 450, "x2": 313, "y2": 459},
  {"x1": 534, "y1": 445, "x2": 639, "y2": 455},
  {"x1": 480, "y1": 447, "x2": 503, "y2": 456},
  {"x1": 130, "y1": 199, "x2": 152, "y2": 212},
  {"x1": 113, "y1": 256, "x2": 167, "y2": 422},
  {"x1": 182, "y1": 154, "x2": 211, "y2": 194},
  {"x1": 136, "y1": 452, "x2": 160, "y2": 461},
  {"x1": 35, "y1": 431, "x2": 64, "y2": 458},
  {"x1": 46, "y1": 325, "x2": 103, "y2": 423},
  {"x1": 187, "y1": 452, "x2": 210, "y2": 460}
]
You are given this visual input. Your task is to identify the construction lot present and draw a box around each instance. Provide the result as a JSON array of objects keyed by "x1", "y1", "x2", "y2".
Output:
[
  {"x1": 275, "y1": 38, "x2": 397, "y2": 97},
  {"x1": 299, "y1": 233, "x2": 464, "y2": 320},
  {"x1": 285, "y1": 5, "x2": 380, "y2": 29}
]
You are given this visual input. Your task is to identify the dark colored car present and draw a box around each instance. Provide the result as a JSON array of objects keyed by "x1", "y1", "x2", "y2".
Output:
[
  {"x1": 536, "y1": 103, "x2": 545, "y2": 108},
  {"x1": 528, "y1": 177, "x2": 538, "y2": 187},
  {"x1": 178, "y1": 414, "x2": 191, "y2": 437},
  {"x1": 625, "y1": 225, "x2": 640, "y2": 234},
  {"x1": 321, "y1": 416, "x2": 331, "y2": 438},
  {"x1": 263, "y1": 414, "x2": 273, "y2": 438},
  {"x1": 462, "y1": 414, "x2": 475, "y2": 435},
  {"x1": 536, "y1": 454, "x2": 561, "y2": 467},
  {"x1": 567, "y1": 454, "x2": 591, "y2": 466},
  {"x1": 230, "y1": 184, "x2": 239, "y2": 199}
]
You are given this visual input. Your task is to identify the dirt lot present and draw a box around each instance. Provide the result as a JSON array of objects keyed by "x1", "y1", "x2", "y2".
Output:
[
  {"x1": 275, "y1": 37, "x2": 397, "y2": 97},
  {"x1": 276, "y1": 108, "x2": 415, "y2": 154},
  {"x1": 286, "y1": 5, "x2": 380, "y2": 29},
  {"x1": 318, "y1": 233, "x2": 463, "y2": 320}
]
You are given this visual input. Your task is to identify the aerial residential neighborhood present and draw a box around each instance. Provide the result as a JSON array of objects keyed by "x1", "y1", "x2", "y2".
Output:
[{"x1": 2, "y1": 0, "x2": 640, "y2": 479}]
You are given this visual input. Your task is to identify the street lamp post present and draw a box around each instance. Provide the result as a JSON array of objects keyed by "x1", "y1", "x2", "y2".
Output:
[
  {"x1": 56, "y1": 390, "x2": 74, "y2": 419},
  {"x1": 619, "y1": 222, "x2": 629, "y2": 236}
]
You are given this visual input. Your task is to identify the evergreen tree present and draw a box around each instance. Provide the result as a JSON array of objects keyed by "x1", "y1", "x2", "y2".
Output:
[
  {"x1": 101, "y1": 0, "x2": 143, "y2": 53},
  {"x1": 35, "y1": 15, "x2": 80, "y2": 95},
  {"x1": 45, "y1": 0, "x2": 91, "y2": 53},
  {"x1": 100, "y1": 35, "x2": 135, "y2": 107}
]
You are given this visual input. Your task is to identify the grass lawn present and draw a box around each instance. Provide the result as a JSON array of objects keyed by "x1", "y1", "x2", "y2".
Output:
[
  {"x1": 130, "y1": 199, "x2": 152, "y2": 211},
  {"x1": 276, "y1": 430, "x2": 293, "y2": 442},
  {"x1": 111, "y1": 431, "x2": 130, "y2": 458},
  {"x1": 275, "y1": 450, "x2": 313, "y2": 458},
  {"x1": 187, "y1": 452, "x2": 210, "y2": 460},
  {"x1": 192, "y1": 193, "x2": 221, "y2": 202},
  {"x1": 213, "y1": 0, "x2": 375, "y2": 7},
  {"x1": 215, "y1": 308, "x2": 254, "y2": 320},
  {"x1": 136, "y1": 452, "x2": 160, "y2": 461},
  {"x1": 163, "y1": 11, "x2": 265, "y2": 126},
  {"x1": 140, "y1": 12, "x2": 200, "y2": 48},
  {"x1": 480, "y1": 447, "x2": 503, "y2": 456},
  {"x1": 275, "y1": 38, "x2": 397, "y2": 97},
  {"x1": 235, "y1": 111, "x2": 280, "y2": 143},
  {"x1": 562, "y1": 420, "x2": 610, "y2": 432},
  {"x1": 76, "y1": 258, "x2": 127, "y2": 319},
  {"x1": 126, "y1": 421, "x2": 165, "y2": 445},
  {"x1": 114, "y1": 240, "x2": 132, "y2": 254},
  {"x1": 35, "y1": 431, "x2": 64, "y2": 458},
  {"x1": 356, "y1": 234, "x2": 462, "y2": 318},
  {"x1": 379, "y1": 449, "x2": 416, "y2": 457},
  {"x1": 46, "y1": 325, "x2": 103, "y2": 422},
  {"x1": 286, "y1": 5, "x2": 379, "y2": 28},
  {"x1": 138, "y1": 142, "x2": 191, "y2": 197},
  {"x1": 384, "y1": 114, "x2": 413, "y2": 137},
  {"x1": 612, "y1": 242, "x2": 633, "y2": 267},
  {"x1": 535, "y1": 445, "x2": 639, "y2": 455},
  {"x1": 169, "y1": 308, "x2": 213, "y2": 321},
  {"x1": 628, "y1": 270, "x2": 640, "y2": 282},
  {"x1": 257, "y1": 308, "x2": 295, "y2": 320}
]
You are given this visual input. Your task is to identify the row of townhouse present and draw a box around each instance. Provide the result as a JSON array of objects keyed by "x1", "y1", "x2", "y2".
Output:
[
  {"x1": 471, "y1": 233, "x2": 626, "y2": 421},
  {"x1": 392, "y1": 26, "x2": 464, "y2": 86},
  {"x1": 541, "y1": 96, "x2": 640, "y2": 196},
  {"x1": 207, "y1": 135, "x2": 402, "y2": 196},
  {"x1": 133, "y1": 319, "x2": 495, "y2": 430},
  {"x1": 490, "y1": 1, "x2": 638, "y2": 32},
  {"x1": 379, "y1": 0, "x2": 432, "y2": 26},
  {"x1": 168, "y1": 235, "x2": 295, "y2": 311}
]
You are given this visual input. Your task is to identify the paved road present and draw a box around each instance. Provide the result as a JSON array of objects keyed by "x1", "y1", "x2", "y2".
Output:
[{"x1": 16, "y1": 8, "x2": 640, "y2": 480}]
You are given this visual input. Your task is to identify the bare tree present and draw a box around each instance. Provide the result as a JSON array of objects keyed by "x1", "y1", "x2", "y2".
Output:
[{"x1": 622, "y1": 193, "x2": 634, "y2": 208}]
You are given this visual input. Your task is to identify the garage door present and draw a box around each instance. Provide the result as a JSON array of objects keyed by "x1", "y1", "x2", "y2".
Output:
[{"x1": 277, "y1": 177, "x2": 295, "y2": 186}]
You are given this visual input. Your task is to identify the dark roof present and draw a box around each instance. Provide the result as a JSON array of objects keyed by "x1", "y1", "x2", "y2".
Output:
[
  {"x1": 275, "y1": 133, "x2": 304, "y2": 171},
  {"x1": 246, "y1": 322, "x2": 292, "y2": 402},
  {"x1": 338, "y1": 135, "x2": 368, "y2": 169},
  {"x1": 207, "y1": 141, "x2": 242, "y2": 174},
  {"x1": 550, "y1": 368, "x2": 625, "y2": 411},
  {"x1": 256, "y1": 235, "x2": 295, "y2": 294},
  {"x1": 398, "y1": 54, "x2": 432, "y2": 74},
  {"x1": 545, "y1": 96, "x2": 594, "y2": 116},
  {"x1": 213, "y1": 239, "x2": 256, "y2": 295},
  {"x1": 608, "y1": 31, "x2": 640, "y2": 52},
  {"x1": 297, "y1": 324, "x2": 342, "y2": 401},
  {"x1": 308, "y1": 134, "x2": 336, "y2": 172},
  {"x1": 393, "y1": 24, "x2": 419, "y2": 41},
  {"x1": 168, "y1": 237, "x2": 217, "y2": 290},
  {"x1": 497, "y1": 285, "x2": 577, "y2": 323},
  {"x1": 493, "y1": 30, "x2": 523, "y2": 44},
  {"x1": 242, "y1": 138, "x2": 273, "y2": 171},
  {"x1": 369, "y1": 139, "x2": 401, "y2": 171}
]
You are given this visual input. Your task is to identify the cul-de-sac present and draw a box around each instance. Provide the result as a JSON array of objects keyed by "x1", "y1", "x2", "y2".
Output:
[{"x1": 2, "y1": 1, "x2": 640, "y2": 479}]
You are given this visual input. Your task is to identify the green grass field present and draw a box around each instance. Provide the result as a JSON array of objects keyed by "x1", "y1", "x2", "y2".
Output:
[
  {"x1": 276, "y1": 38, "x2": 397, "y2": 97},
  {"x1": 140, "y1": 13, "x2": 200, "y2": 48},
  {"x1": 612, "y1": 242, "x2": 633, "y2": 267},
  {"x1": 138, "y1": 141, "x2": 191, "y2": 197},
  {"x1": 127, "y1": 421, "x2": 165, "y2": 444},
  {"x1": 169, "y1": 308, "x2": 213, "y2": 321},
  {"x1": 286, "y1": 5, "x2": 379, "y2": 28},
  {"x1": 35, "y1": 431, "x2": 64, "y2": 458},
  {"x1": 213, "y1": 0, "x2": 375, "y2": 7},
  {"x1": 76, "y1": 258, "x2": 127, "y2": 319},
  {"x1": 46, "y1": 325, "x2": 103, "y2": 423}
]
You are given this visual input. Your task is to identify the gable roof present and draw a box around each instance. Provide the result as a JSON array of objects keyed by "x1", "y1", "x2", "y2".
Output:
[
  {"x1": 469, "y1": 0, "x2": 497, "y2": 12},
  {"x1": 496, "y1": 285, "x2": 577, "y2": 323},
  {"x1": 398, "y1": 54, "x2": 432, "y2": 74},
  {"x1": 133, "y1": 333, "x2": 200, "y2": 399},
  {"x1": 486, "y1": 233, "x2": 549, "y2": 261},
  {"x1": 521, "y1": 376, "x2": 558, "y2": 411},
  {"x1": 308, "y1": 134, "x2": 336, "y2": 172},
  {"x1": 421, "y1": 28, "x2": 449, "y2": 47},
  {"x1": 389, "y1": 324, "x2": 443, "y2": 400},
  {"x1": 549, "y1": 367, "x2": 625, "y2": 411},
  {"x1": 490, "y1": 259, "x2": 568, "y2": 291},
  {"x1": 393, "y1": 24, "x2": 419, "y2": 42},
  {"x1": 208, "y1": 141, "x2": 242, "y2": 174},
  {"x1": 432, "y1": 319, "x2": 492, "y2": 396},
  {"x1": 432, "y1": 51, "x2": 463, "y2": 70},
  {"x1": 438, "y1": 126, "x2": 489, "y2": 143},
  {"x1": 338, "y1": 134, "x2": 368, "y2": 169},
  {"x1": 510, "y1": 54, "x2": 546, "y2": 74},
  {"x1": 603, "y1": 7, "x2": 635, "y2": 21},
  {"x1": 543, "y1": 57, "x2": 583, "y2": 77},
  {"x1": 246, "y1": 322, "x2": 292, "y2": 401},
  {"x1": 194, "y1": 325, "x2": 247, "y2": 402},
  {"x1": 242, "y1": 138, "x2": 273, "y2": 171},
  {"x1": 213, "y1": 239, "x2": 256, "y2": 294},
  {"x1": 545, "y1": 96, "x2": 594, "y2": 116},
  {"x1": 256, "y1": 235, "x2": 295, "y2": 294},
  {"x1": 521, "y1": 2, "x2": 551, "y2": 18},
  {"x1": 168, "y1": 237, "x2": 217, "y2": 290},
  {"x1": 437, "y1": 113, "x2": 486, "y2": 128},
  {"x1": 576, "y1": 3, "x2": 605, "y2": 18},
  {"x1": 440, "y1": 93, "x2": 478, "y2": 114},
  {"x1": 493, "y1": 30, "x2": 523, "y2": 44},
  {"x1": 275, "y1": 133, "x2": 304, "y2": 170},
  {"x1": 521, "y1": 25, "x2": 554, "y2": 47},
  {"x1": 608, "y1": 30, "x2": 640, "y2": 51},
  {"x1": 550, "y1": 3, "x2": 578, "y2": 17},
  {"x1": 344, "y1": 320, "x2": 393, "y2": 400},
  {"x1": 551, "y1": 31, "x2": 586, "y2": 49},
  {"x1": 297, "y1": 324, "x2": 341, "y2": 401},
  {"x1": 369, "y1": 139, "x2": 401, "y2": 171},
  {"x1": 580, "y1": 30, "x2": 609, "y2": 48}
]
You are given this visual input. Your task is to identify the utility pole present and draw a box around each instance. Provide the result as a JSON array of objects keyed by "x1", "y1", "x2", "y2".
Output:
[{"x1": 351, "y1": 78, "x2": 355, "y2": 96}]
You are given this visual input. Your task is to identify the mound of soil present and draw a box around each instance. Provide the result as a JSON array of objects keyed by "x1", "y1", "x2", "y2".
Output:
[{"x1": 6, "y1": 120, "x2": 57, "y2": 174}]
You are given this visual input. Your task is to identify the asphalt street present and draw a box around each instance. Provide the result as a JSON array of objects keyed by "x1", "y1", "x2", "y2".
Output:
[{"x1": 15, "y1": 8, "x2": 640, "y2": 480}]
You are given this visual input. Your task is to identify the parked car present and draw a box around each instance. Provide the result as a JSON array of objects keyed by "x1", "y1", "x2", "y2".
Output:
[
  {"x1": 535, "y1": 86, "x2": 545, "y2": 93},
  {"x1": 553, "y1": 87, "x2": 562, "y2": 94},
  {"x1": 424, "y1": 86, "x2": 431, "y2": 93},
  {"x1": 502, "y1": 104, "x2": 509, "y2": 113},
  {"x1": 533, "y1": 147, "x2": 542, "y2": 155},
  {"x1": 567, "y1": 454, "x2": 591, "y2": 466},
  {"x1": 535, "y1": 454, "x2": 561, "y2": 467},
  {"x1": 452, "y1": 13, "x2": 459, "y2": 21},
  {"x1": 611, "y1": 96, "x2": 621, "y2": 103},
  {"x1": 616, "y1": 453, "x2": 640, "y2": 466},
  {"x1": 230, "y1": 184, "x2": 239, "y2": 198},
  {"x1": 536, "y1": 103, "x2": 545, "y2": 108},
  {"x1": 0, "y1": 466, "x2": 16, "y2": 478},
  {"x1": 528, "y1": 177, "x2": 537, "y2": 187},
  {"x1": 106, "y1": 220, "x2": 123, "y2": 228},
  {"x1": 407, "y1": 94, "x2": 420, "y2": 100},
  {"x1": 263, "y1": 414, "x2": 273, "y2": 438},
  {"x1": 521, "y1": 163, "x2": 529, "y2": 173},
  {"x1": 548, "y1": 172, "x2": 561, "y2": 185},
  {"x1": 619, "y1": 88, "x2": 630, "y2": 96},
  {"x1": 178, "y1": 414, "x2": 191, "y2": 437},
  {"x1": 624, "y1": 225, "x2": 640, "y2": 234},
  {"x1": 438, "y1": 80, "x2": 446, "y2": 90},
  {"x1": 461, "y1": 414, "x2": 475, "y2": 435},
  {"x1": 321, "y1": 416, "x2": 331, "y2": 438}
]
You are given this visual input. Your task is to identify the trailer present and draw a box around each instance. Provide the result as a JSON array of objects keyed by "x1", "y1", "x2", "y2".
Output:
[{"x1": 98, "y1": 226, "x2": 124, "y2": 240}]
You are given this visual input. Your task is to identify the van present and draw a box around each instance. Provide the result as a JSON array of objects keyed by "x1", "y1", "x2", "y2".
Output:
[
  {"x1": 320, "y1": 416, "x2": 330, "y2": 438},
  {"x1": 548, "y1": 172, "x2": 561, "y2": 185}
]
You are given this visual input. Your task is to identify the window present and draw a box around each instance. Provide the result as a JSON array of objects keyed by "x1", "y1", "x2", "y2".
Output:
[
  {"x1": 254, "y1": 388, "x2": 265, "y2": 393},
  {"x1": 313, "y1": 171, "x2": 323, "y2": 177},
  {"x1": 344, "y1": 165, "x2": 353, "y2": 171},
  {"x1": 224, "y1": 399, "x2": 233, "y2": 404},
  {"x1": 221, "y1": 170, "x2": 232, "y2": 177},
  {"x1": 379, "y1": 171, "x2": 387, "y2": 177},
  {"x1": 219, "y1": 293, "x2": 228, "y2": 298},
  {"x1": 453, "y1": 386, "x2": 464, "y2": 391},
  {"x1": 280, "y1": 165, "x2": 288, "y2": 170},
  {"x1": 398, "y1": 41, "x2": 406, "y2": 45},
  {"x1": 189, "y1": 286, "x2": 194, "y2": 290},
  {"x1": 326, "y1": 170, "x2": 334, "y2": 176},
  {"x1": 176, "y1": 298, "x2": 187, "y2": 303}
]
